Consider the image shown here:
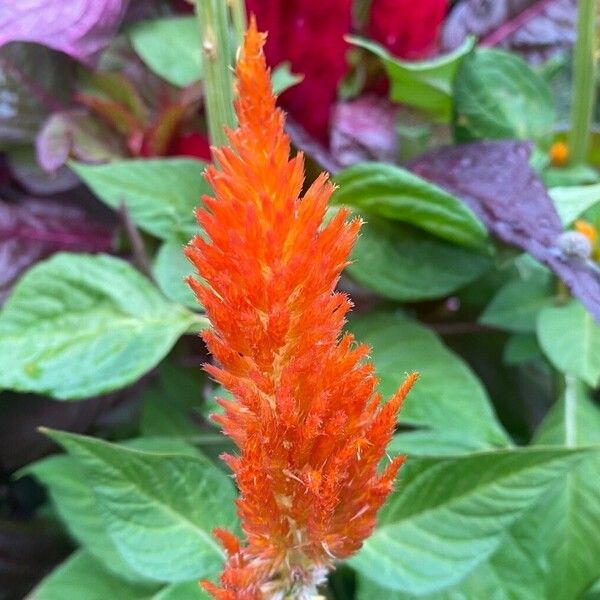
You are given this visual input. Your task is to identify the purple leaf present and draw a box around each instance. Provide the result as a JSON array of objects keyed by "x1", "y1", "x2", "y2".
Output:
[
  {"x1": 0, "y1": 44, "x2": 73, "y2": 145},
  {"x1": 410, "y1": 141, "x2": 600, "y2": 324},
  {"x1": 443, "y1": 0, "x2": 576, "y2": 63},
  {"x1": 0, "y1": 0, "x2": 129, "y2": 64},
  {"x1": 0, "y1": 196, "x2": 115, "y2": 305},
  {"x1": 330, "y1": 95, "x2": 399, "y2": 168},
  {"x1": 36, "y1": 109, "x2": 126, "y2": 173}
]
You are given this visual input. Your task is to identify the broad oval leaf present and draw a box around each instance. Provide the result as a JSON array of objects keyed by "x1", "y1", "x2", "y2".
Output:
[
  {"x1": 0, "y1": 253, "x2": 198, "y2": 399},
  {"x1": 453, "y1": 49, "x2": 555, "y2": 145},
  {"x1": 333, "y1": 162, "x2": 487, "y2": 249},
  {"x1": 0, "y1": 1, "x2": 127, "y2": 64},
  {"x1": 347, "y1": 214, "x2": 492, "y2": 301},
  {"x1": 537, "y1": 301, "x2": 600, "y2": 387},
  {"x1": 129, "y1": 17, "x2": 202, "y2": 88},
  {"x1": 30, "y1": 551, "x2": 160, "y2": 600},
  {"x1": 349, "y1": 447, "x2": 593, "y2": 595},
  {"x1": 71, "y1": 159, "x2": 209, "y2": 243},
  {"x1": 349, "y1": 35, "x2": 475, "y2": 120},
  {"x1": 349, "y1": 311, "x2": 509, "y2": 446},
  {"x1": 43, "y1": 430, "x2": 238, "y2": 582}
]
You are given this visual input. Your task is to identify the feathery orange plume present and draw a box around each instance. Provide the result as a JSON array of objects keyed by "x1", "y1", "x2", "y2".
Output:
[{"x1": 185, "y1": 19, "x2": 417, "y2": 599}]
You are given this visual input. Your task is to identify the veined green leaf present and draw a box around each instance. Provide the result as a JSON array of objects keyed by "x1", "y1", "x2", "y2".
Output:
[
  {"x1": 0, "y1": 254, "x2": 197, "y2": 399},
  {"x1": 153, "y1": 241, "x2": 198, "y2": 309},
  {"x1": 349, "y1": 311, "x2": 509, "y2": 446},
  {"x1": 333, "y1": 162, "x2": 487, "y2": 249},
  {"x1": 347, "y1": 214, "x2": 492, "y2": 301},
  {"x1": 42, "y1": 430, "x2": 237, "y2": 582},
  {"x1": 453, "y1": 49, "x2": 555, "y2": 146},
  {"x1": 71, "y1": 159, "x2": 208, "y2": 243},
  {"x1": 348, "y1": 35, "x2": 475, "y2": 120},
  {"x1": 349, "y1": 447, "x2": 594, "y2": 595}
]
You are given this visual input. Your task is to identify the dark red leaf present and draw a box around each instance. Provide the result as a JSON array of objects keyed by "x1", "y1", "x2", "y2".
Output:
[
  {"x1": 330, "y1": 95, "x2": 399, "y2": 167},
  {"x1": 0, "y1": 195, "x2": 115, "y2": 305},
  {"x1": 410, "y1": 141, "x2": 600, "y2": 324},
  {"x1": 0, "y1": 0, "x2": 129, "y2": 65},
  {"x1": 0, "y1": 44, "x2": 73, "y2": 145}
]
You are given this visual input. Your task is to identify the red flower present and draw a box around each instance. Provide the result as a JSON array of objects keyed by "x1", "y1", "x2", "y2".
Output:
[
  {"x1": 368, "y1": 0, "x2": 449, "y2": 59},
  {"x1": 186, "y1": 20, "x2": 417, "y2": 599},
  {"x1": 246, "y1": 0, "x2": 352, "y2": 141},
  {"x1": 167, "y1": 131, "x2": 212, "y2": 161}
]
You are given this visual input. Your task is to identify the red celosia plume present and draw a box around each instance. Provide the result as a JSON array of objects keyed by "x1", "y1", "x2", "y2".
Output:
[{"x1": 185, "y1": 20, "x2": 417, "y2": 599}]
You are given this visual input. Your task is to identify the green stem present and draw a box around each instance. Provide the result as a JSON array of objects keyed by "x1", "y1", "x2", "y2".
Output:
[
  {"x1": 568, "y1": 0, "x2": 598, "y2": 164},
  {"x1": 228, "y1": 0, "x2": 247, "y2": 54},
  {"x1": 195, "y1": 0, "x2": 237, "y2": 148}
]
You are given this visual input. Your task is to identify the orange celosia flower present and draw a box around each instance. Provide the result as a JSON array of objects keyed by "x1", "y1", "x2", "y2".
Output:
[{"x1": 185, "y1": 20, "x2": 417, "y2": 600}]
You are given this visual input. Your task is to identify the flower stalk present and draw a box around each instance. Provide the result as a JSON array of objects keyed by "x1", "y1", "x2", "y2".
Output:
[
  {"x1": 194, "y1": 0, "x2": 236, "y2": 148},
  {"x1": 186, "y1": 20, "x2": 417, "y2": 599},
  {"x1": 568, "y1": 0, "x2": 598, "y2": 164}
]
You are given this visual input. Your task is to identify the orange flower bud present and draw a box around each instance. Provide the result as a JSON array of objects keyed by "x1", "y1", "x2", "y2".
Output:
[{"x1": 549, "y1": 141, "x2": 569, "y2": 167}]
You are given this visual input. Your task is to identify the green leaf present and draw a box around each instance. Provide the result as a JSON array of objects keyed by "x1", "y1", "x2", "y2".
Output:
[
  {"x1": 42, "y1": 430, "x2": 237, "y2": 582},
  {"x1": 347, "y1": 214, "x2": 492, "y2": 301},
  {"x1": 348, "y1": 311, "x2": 509, "y2": 445},
  {"x1": 31, "y1": 551, "x2": 211, "y2": 600},
  {"x1": 140, "y1": 361, "x2": 204, "y2": 438},
  {"x1": 30, "y1": 551, "x2": 160, "y2": 600},
  {"x1": 530, "y1": 382, "x2": 600, "y2": 599},
  {"x1": 387, "y1": 429, "x2": 489, "y2": 457},
  {"x1": 349, "y1": 447, "x2": 594, "y2": 595},
  {"x1": 537, "y1": 301, "x2": 600, "y2": 386},
  {"x1": 349, "y1": 35, "x2": 475, "y2": 120},
  {"x1": 24, "y1": 437, "x2": 207, "y2": 582},
  {"x1": 503, "y1": 333, "x2": 542, "y2": 365},
  {"x1": 71, "y1": 159, "x2": 208, "y2": 243},
  {"x1": 333, "y1": 162, "x2": 487, "y2": 249},
  {"x1": 550, "y1": 184, "x2": 600, "y2": 226},
  {"x1": 271, "y1": 62, "x2": 303, "y2": 95},
  {"x1": 153, "y1": 241, "x2": 198, "y2": 309},
  {"x1": 453, "y1": 49, "x2": 555, "y2": 145},
  {"x1": 129, "y1": 17, "x2": 202, "y2": 87},
  {"x1": 0, "y1": 253, "x2": 196, "y2": 399},
  {"x1": 480, "y1": 276, "x2": 553, "y2": 333}
]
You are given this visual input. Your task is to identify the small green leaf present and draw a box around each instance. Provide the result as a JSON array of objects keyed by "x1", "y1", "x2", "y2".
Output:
[
  {"x1": 550, "y1": 184, "x2": 600, "y2": 226},
  {"x1": 129, "y1": 17, "x2": 202, "y2": 87},
  {"x1": 387, "y1": 429, "x2": 490, "y2": 457},
  {"x1": 0, "y1": 254, "x2": 196, "y2": 399},
  {"x1": 480, "y1": 276, "x2": 553, "y2": 333},
  {"x1": 333, "y1": 162, "x2": 487, "y2": 249},
  {"x1": 347, "y1": 213, "x2": 492, "y2": 301},
  {"x1": 71, "y1": 159, "x2": 208, "y2": 243},
  {"x1": 349, "y1": 447, "x2": 594, "y2": 595},
  {"x1": 30, "y1": 551, "x2": 160, "y2": 600},
  {"x1": 453, "y1": 49, "x2": 555, "y2": 145},
  {"x1": 42, "y1": 430, "x2": 237, "y2": 583},
  {"x1": 271, "y1": 62, "x2": 303, "y2": 95},
  {"x1": 537, "y1": 301, "x2": 600, "y2": 386},
  {"x1": 349, "y1": 35, "x2": 475, "y2": 120},
  {"x1": 154, "y1": 241, "x2": 198, "y2": 309},
  {"x1": 349, "y1": 311, "x2": 509, "y2": 446},
  {"x1": 140, "y1": 361, "x2": 205, "y2": 438}
]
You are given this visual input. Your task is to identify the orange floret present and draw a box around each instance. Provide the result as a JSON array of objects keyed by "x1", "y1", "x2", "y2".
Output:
[{"x1": 186, "y1": 19, "x2": 417, "y2": 599}]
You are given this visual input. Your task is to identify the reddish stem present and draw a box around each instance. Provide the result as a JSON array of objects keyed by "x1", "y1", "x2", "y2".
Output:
[{"x1": 480, "y1": 0, "x2": 556, "y2": 47}]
